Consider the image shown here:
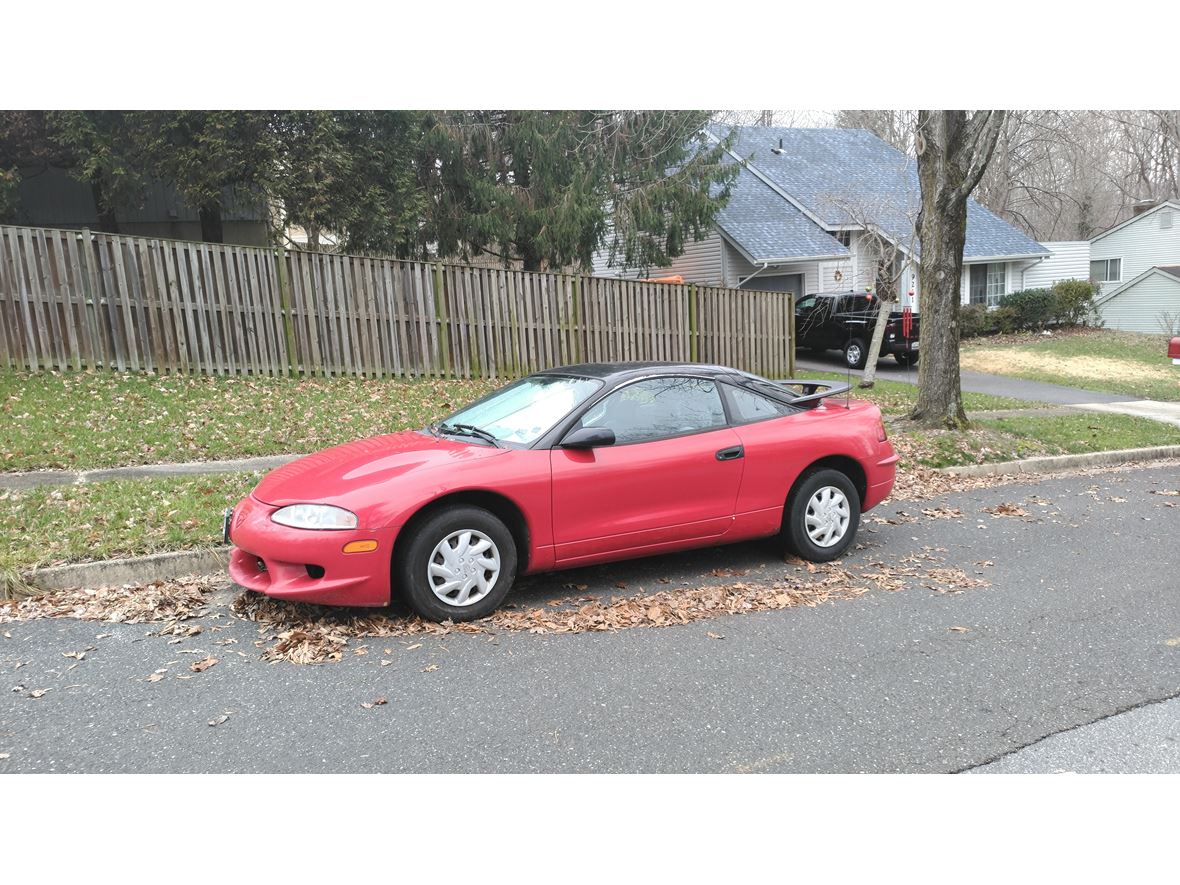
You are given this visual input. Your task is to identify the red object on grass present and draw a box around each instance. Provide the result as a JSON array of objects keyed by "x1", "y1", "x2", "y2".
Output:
[{"x1": 1169, "y1": 337, "x2": 1180, "y2": 360}]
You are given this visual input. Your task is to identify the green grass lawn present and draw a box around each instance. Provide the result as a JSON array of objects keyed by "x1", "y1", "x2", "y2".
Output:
[
  {"x1": 960, "y1": 328, "x2": 1180, "y2": 401},
  {"x1": 897, "y1": 413, "x2": 1180, "y2": 468},
  {"x1": 805, "y1": 370, "x2": 1035, "y2": 415},
  {"x1": 2, "y1": 368, "x2": 1035, "y2": 473},
  {"x1": 1, "y1": 371, "x2": 499, "y2": 471},
  {"x1": 1, "y1": 472, "x2": 259, "y2": 577}
]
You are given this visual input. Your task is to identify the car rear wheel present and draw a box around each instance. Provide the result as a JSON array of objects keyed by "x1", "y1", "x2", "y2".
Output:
[
  {"x1": 395, "y1": 505, "x2": 517, "y2": 622},
  {"x1": 895, "y1": 351, "x2": 918, "y2": 367},
  {"x1": 781, "y1": 468, "x2": 861, "y2": 562},
  {"x1": 843, "y1": 338, "x2": 868, "y2": 370}
]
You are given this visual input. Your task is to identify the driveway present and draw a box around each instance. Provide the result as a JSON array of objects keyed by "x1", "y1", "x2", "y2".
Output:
[{"x1": 2, "y1": 462, "x2": 1178, "y2": 773}]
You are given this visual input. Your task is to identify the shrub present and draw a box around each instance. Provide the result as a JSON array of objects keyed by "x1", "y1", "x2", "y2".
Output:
[
  {"x1": 959, "y1": 303, "x2": 993, "y2": 338},
  {"x1": 999, "y1": 288, "x2": 1057, "y2": 331},
  {"x1": 991, "y1": 305, "x2": 1021, "y2": 334},
  {"x1": 1051, "y1": 278, "x2": 1098, "y2": 327}
]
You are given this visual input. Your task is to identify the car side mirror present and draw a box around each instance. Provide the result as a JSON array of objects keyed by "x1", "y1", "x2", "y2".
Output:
[{"x1": 560, "y1": 426, "x2": 616, "y2": 449}]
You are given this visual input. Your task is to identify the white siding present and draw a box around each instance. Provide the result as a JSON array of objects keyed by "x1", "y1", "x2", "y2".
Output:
[
  {"x1": 1022, "y1": 241, "x2": 1091, "y2": 289},
  {"x1": 1098, "y1": 272, "x2": 1180, "y2": 333},
  {"x1": 590, "y1": 229, "x2": 724, "y2": 285},
  {"x1": 818, "y1": 258, "x2": 853, "y2": 292},
  {"x1": 722, "y1": 239, "x2": 759, "y2": 287},
  {"x1": 1091, "y1": 203, "x2": 1180, "y2": 296}
]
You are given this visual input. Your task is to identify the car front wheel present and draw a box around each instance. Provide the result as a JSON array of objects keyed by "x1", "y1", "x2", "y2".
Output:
[
  {"x1": 781, "y1": 468, "x2": 861, "y2": 562},
  {"x1": 395, "y1": 504, "x2": 517, "y2": 621}
]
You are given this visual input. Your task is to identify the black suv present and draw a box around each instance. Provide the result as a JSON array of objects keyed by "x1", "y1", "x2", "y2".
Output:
[{"x1": 794, "y1": 291, "x2": 920, "y2": 369}]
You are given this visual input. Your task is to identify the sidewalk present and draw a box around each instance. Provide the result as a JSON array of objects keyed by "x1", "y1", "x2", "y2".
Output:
[
  {"x1": 0, "y1": 453, "x2": 303, "y2": 490},
  {"x1": 794, "y1": 356, "x2": 1140, "y2": 405}
]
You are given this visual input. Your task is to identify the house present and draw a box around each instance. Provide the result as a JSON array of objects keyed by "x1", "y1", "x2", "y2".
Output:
[
  {"x1": 1089, "y1": 200, "x2": 1180, "y2": 333},
  {"x1": 591, "y1": 127, "x2": 1048, "y2": 311}
]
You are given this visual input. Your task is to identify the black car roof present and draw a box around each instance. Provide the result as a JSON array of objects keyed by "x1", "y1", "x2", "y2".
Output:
[{"x1": 538, "y1": 361, "x2": 740, "y2": 384}]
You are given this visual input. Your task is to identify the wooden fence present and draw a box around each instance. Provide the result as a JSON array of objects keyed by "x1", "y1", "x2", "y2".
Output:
[{"x1": 0, "y1": 224, "x2": 796, "y2": 379}]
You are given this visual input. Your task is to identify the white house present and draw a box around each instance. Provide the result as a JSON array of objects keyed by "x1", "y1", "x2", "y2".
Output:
[
  {"x1": 1090, "y1": 200, "x2": 1180, "y2": 333},
  {"x1": 1021, "y1": 241, "x2": 1091, "y2": 290},
  {"x1": 592, "y1": 127, "x2": 1049, "y2": 312}
]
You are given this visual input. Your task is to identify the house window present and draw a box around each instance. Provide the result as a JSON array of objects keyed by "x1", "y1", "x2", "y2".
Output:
[
  {"x1": 1161, "y1": 210, "x2": 1173, "y2": 230},
  {"x1": 969, "y1": 263, "x2": 1007, "y2": 307},
  {"x1": 831, "y1": 230, "x2": 852, "y2": 247},
  {"x1": 1090, "y1": 258, "x2": 1122, "y2": 283}
]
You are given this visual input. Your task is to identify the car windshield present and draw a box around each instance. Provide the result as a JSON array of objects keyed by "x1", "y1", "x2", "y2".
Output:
[{"x1": 442, "y1": 375, "x2": 602, "y2": 445}]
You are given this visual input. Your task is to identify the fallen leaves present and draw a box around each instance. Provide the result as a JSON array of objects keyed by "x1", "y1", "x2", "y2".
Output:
[
  {"x1": 2, "y1": 576, "x2": 212, "y2": 625},
  {"x1": 361, "y1": 697, "x2": 388, "y2": 709},
  {"x1": 28, "y1": 688, "x2": 50, "y2": 699},
  {"x1": 422, "y1": 664, "x2": 439, "y2": 673},
  {"x1": 208, "y1": 713, "x2": 230, "y2": 727},
  {"x1": 983, "y1": 503, "x2": 1031, "y2": 519},
  {"x1": 921, "y1": 506, "x2": 964, "y2": 520},
  {"x1": 189, "y1": 656, "x2": 218, "y2": 673},
  {"x1": 949, "y1": 626, "x2": 971, "y2": 633}
]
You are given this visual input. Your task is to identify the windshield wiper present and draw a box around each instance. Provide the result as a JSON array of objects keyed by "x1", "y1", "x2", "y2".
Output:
[{"x1": 436, "y1": 422, "x2": 501, "y2": 448}]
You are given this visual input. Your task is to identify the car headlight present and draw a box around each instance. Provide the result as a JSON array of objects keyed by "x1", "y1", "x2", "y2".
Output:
[{"x1": 271, "y1": 504, "x2": 358, "y2": 530}]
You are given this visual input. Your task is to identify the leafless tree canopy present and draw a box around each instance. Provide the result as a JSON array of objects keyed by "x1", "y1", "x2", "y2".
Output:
[{"x1": 831, "y1": 110, "x2": 1180, "y2": 240}]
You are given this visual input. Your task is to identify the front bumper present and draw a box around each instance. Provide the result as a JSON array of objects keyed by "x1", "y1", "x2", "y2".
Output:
[{"x1": 226, "y1": 494, "x2": 398, "y2": 607}]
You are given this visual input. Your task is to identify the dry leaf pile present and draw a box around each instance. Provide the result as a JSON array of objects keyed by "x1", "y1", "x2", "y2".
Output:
[
  {"x1": 1, "y1": 576, "x2": 213, "y2": 624},
  {"x1": 230, "y1": 566, "x2": 873, "y2": 663}
]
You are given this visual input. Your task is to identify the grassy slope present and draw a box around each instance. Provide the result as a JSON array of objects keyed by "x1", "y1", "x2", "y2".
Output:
[
  {"x1": 960, "y1": 328, "x2": 1180, "y2": 401},
  {"x1": 1, "y1": 372, "x2": 499, "y2": 471},
  {"x1": 1, "y1": 472, "x2": 259, "y2": 573}
]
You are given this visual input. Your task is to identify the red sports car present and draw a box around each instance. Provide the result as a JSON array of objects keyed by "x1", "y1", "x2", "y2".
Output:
[{"x1": 226, "y1": 362, "x2": 898, "y2": 621}]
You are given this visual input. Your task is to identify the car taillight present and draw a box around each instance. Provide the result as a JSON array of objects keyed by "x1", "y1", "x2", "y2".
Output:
[{"x1": 877, "y1": 420, "x2": 888, "y2": 442}]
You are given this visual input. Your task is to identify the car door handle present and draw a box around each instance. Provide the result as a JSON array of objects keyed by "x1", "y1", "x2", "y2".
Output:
[{"x1": 715, "y1": 445, "x2": 744, "y2": 461}]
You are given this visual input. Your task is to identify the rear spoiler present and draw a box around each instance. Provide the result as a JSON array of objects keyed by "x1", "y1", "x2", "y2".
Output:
[{"x1": 765, "y1": 378, "x2": 852, "y2": 407}]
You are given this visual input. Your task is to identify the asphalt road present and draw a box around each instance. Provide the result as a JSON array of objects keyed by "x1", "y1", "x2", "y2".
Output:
[
  {"x1": 794, "y1": 353, "x2": 1139, "y2": 405},
  {"x1": 2, "y1": 463, "x2": 1178, "y2": 773}
]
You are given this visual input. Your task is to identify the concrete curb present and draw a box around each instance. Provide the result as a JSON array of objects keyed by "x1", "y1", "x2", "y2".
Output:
[
  {"x1": 941, "y1": 445, "x2": 1180, "y2": 477},
  {"x1": 0, "y1": 454, "x2": 303, "y2": 490},
  {"x1": 26, "y1": 547, "x2": 230, "y2": 592}
]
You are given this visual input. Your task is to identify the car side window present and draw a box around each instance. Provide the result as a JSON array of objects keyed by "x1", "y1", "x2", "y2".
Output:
[
  {"x1": 724, "y1": 384, "x2": 799, "y2": 424},
  {"x1": 579, "y1": 377, "x2": 728, "y2": 444},
  {"x1": 796, "y1": 295, "x2": 817, "y2": 312}
]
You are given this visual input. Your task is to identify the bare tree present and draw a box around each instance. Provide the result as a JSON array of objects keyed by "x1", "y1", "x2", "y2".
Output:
[{"x1": 909, "y1": 110, "x2": 1006, "y2": 429}]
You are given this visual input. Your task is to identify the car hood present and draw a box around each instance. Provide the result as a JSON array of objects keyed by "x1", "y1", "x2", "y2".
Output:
[{"x1": 252, "y1": 430, "x2": 507, "y2": 508}]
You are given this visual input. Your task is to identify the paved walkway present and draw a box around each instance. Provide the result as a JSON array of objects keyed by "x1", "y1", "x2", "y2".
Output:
[
  {"x1": 795, "y1": 355, "x2": 1139, "y2": 405},
  {"x1": 0, "y1": 453, "x2": 303, "y2": 491}
]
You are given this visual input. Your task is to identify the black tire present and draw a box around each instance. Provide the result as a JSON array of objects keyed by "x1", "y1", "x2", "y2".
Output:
[
  {"x1": 895, "y1": 351, "x2": 918, "y2": 367},
  {"x1": 394, "y1": 504, "x2": 517, "y2": 622},
  {"x1": 843, "y1": 338, "x2": 868, "y2": 370},
  {"x1": 780, "y1": 468, "x2": 861, "y2": 562}
]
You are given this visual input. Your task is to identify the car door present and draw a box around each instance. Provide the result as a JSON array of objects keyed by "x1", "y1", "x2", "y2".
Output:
[{"x1": 549, "y1": 376, "x2": 744, "y2": 564}]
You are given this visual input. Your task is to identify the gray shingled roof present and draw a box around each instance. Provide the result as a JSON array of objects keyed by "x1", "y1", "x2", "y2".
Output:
[
  {"x1": 713, "y1": 126, "x2": 1048, "y2": 262},
  {"x1": 714, "y1": 160, "x2": 849, "y2": 262}
]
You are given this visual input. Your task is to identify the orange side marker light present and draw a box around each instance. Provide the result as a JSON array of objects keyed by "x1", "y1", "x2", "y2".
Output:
[{"x1": 343, "y1": 539, "x2": 379, "y2": 554}]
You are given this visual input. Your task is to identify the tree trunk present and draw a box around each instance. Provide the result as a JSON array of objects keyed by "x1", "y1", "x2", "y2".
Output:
[
  {"x1": 911, "y1": 197, "x2": 968, "y2": 428},
  {"x1": 909, "y1": 110, "x2": 1005, "y2": 429},
  {"x1": 89, "y1": 179, "x2": 120, "y2": 234},
  {"x1": 199, "y1": 203, "x2": 224, "y2": 243},
  {"x1": 858, "y1": 294, "x2": 895, "y2": 389}
]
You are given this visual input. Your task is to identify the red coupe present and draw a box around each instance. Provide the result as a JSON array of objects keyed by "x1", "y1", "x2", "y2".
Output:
[{"x1": 226, "y1": 362, "x2": 898, "y2": 621}]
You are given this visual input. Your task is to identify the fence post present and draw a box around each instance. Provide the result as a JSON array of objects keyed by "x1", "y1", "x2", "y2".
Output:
[
  {"x1": 787, "y1": 292, "x2": 796, "y2": 377},
  {"x1": 688, "y1": 284, "x2": 699, "y2": 363},
  {"x1": 432, "y1": 263, "x2": 451, "y2": 378},
  {"x1": 275, "y1": 247, "x2": 297, "y2": 376},
  {"x1": 571, "y1": 276, "x2": 583, "y2": 364}
]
